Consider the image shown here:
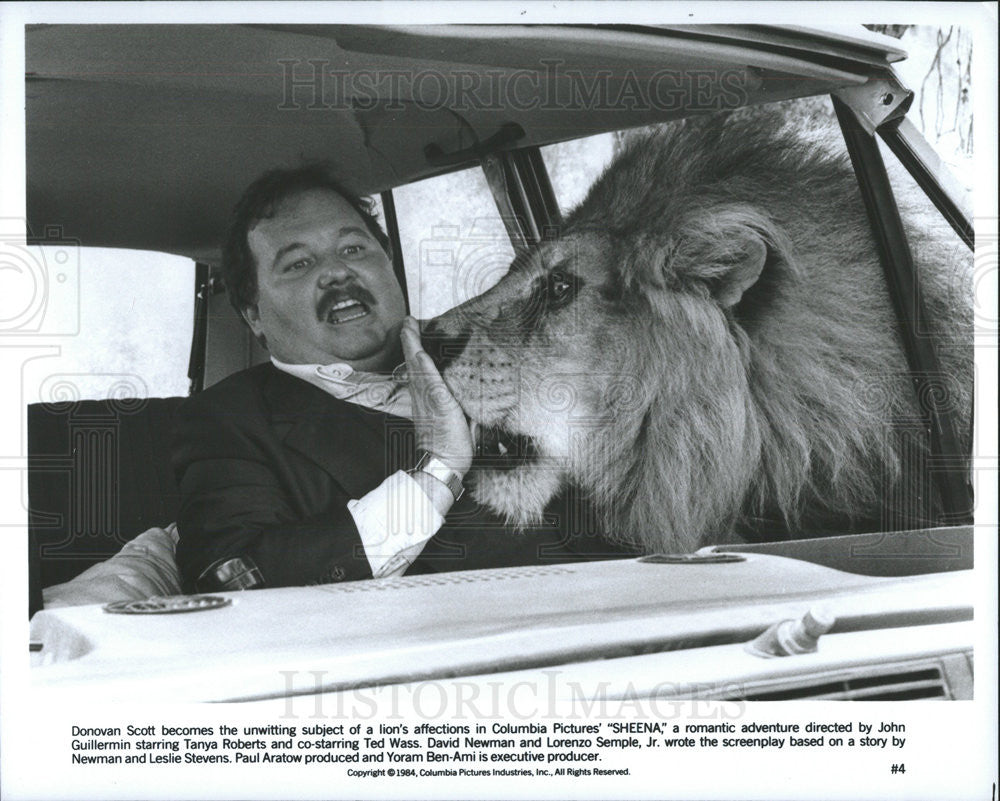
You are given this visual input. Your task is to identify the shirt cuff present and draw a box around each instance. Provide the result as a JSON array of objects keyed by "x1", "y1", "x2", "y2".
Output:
[{"x1": 347, "y1": 470, "x2": 444, "y2": 578}]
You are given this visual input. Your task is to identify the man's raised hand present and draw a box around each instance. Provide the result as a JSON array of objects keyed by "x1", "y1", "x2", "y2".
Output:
[{"x1": 400, "y1": 316, "x2": 473, "y2": 477}]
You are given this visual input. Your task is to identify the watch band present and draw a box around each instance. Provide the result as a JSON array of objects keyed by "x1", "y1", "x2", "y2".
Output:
[{"x1": 409, "y1": 450, "x2": 465, "y2": 502}]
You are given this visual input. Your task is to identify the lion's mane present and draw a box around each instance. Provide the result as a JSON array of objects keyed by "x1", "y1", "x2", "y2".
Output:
[{"x1": 560, "y1": 111, "x2": 972, "y2": 550}]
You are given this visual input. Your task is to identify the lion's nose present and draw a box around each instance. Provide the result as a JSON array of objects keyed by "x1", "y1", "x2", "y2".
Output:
[{"x1": 420, "y1": 319, "x2": 471, "y2": 373}]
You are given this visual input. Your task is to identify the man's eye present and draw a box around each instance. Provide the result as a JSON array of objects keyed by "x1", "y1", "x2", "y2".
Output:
[
  {"x1": 284, "y1": 257, "x2": 313, "y2": 273},
  {"x1": 342, "y1": 244, "x2": 366, "y2": 257}
]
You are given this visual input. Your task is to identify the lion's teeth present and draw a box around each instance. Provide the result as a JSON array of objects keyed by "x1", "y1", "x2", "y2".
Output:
[{"x1": 497, "y1": 440, "x2": 508, "y2": 456}]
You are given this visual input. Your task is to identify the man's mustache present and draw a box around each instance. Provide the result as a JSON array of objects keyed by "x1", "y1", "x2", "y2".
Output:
[{"x1": 316, "y1": 284, "x2": 378, "y2": 320}]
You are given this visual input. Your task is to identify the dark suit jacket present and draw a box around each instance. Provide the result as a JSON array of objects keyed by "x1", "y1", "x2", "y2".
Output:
[{"x1": 172, "y1": 363, "x2": 635, "y2": 590}]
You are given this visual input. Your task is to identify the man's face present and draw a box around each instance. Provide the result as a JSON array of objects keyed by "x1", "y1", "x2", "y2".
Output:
[{"x1": 244, "y1": 188, "x2": 406, "y2": 371}]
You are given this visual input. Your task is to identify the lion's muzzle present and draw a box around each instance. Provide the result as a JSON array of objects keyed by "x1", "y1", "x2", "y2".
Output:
[
  {"x1": 419, "y1": 317, "x2": 542, "y2": 472},
  {"x1": 472, "y1": 424, "x2": 539, "y2": 470},
  {"x1": 418, "y1": 318, "x2": 471, "y2": 373}
]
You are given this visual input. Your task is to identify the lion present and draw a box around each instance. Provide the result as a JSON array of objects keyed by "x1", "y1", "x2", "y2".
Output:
[{"x1": 422, "y1": 110, "x2": 973, "y2": 553}]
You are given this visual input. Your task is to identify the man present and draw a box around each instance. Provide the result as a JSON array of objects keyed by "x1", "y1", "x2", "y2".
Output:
[{"x1": 172, "y1": 165, "x2": 633, "y2": 591}]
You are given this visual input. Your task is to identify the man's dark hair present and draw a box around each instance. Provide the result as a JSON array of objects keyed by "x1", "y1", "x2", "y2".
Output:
[{"x1": 221, "y1": 164, "x2": 392, "y2": 315}]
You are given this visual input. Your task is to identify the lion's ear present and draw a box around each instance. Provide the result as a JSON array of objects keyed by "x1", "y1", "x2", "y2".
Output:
[
  {"x1": 674, "y1": 206, "x2": 781, "y2": 307},
  {"x1": 705, "y1": 235, "x2": 768, "y2": 307}
]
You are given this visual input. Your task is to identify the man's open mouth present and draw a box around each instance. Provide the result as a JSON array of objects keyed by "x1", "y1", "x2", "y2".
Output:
[
  {"x1": 319, "y1": 288, "x2": 376, "y2": 325},
  {"x1": 325, "y1": 298, "x2": 369, "y2": 324},
  {"x1": 472, "y1": 423, "x2": 539, "y2": 471}
]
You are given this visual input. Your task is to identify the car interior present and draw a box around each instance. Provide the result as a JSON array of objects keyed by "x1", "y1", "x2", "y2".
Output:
[{"x1": 23, "y1": 24, "x2": 977, "y2": 701}]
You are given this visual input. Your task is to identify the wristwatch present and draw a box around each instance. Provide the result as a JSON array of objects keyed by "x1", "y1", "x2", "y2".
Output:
[{"x1": 409, "y1": 450, "x2": 465, "y2": 502}]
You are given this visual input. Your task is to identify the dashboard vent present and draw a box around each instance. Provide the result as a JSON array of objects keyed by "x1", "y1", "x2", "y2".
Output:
[{"x1": 730, "y1": 666, "x2": 950, "y2": 701}]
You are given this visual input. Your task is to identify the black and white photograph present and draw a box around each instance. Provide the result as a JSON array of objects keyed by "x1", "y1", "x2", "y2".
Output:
[{"x1": 1, "y1": 3, "x2": 996, "y2": 799}]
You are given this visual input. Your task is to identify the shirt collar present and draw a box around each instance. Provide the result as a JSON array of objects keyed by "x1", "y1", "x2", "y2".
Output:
[
  {"x1": 272, "y1": 357, "x2": 357, "y2": 384},
  {"x1": 271, "y1": 356, "x2": 412, "y2": 417}
]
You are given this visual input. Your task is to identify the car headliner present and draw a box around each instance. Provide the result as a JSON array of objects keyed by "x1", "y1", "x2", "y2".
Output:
[{"x1": 25, "y1": 24, "x2": 906, "y2": 264}]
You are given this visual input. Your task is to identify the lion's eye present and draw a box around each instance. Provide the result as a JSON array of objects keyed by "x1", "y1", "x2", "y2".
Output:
[
  {"x1": 548, "y1": 272, "x2": 573, "y2": 301},
  {"x1": 531, "y1": 269, "x2": 582, "y2": 319}
]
